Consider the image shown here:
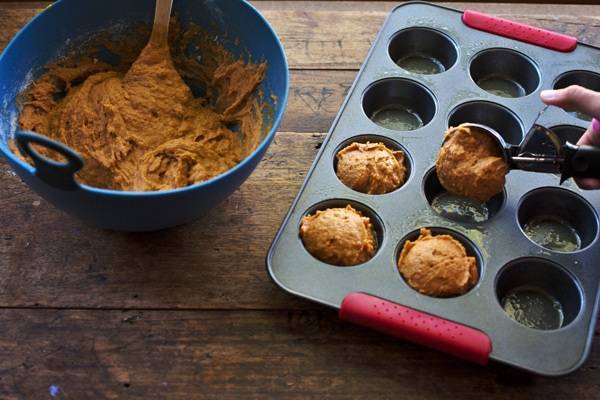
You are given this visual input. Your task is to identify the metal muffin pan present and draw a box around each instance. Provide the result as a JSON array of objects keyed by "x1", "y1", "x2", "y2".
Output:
[{"x1": 268, "y1": 1, "x2": 600, "y2": 376}]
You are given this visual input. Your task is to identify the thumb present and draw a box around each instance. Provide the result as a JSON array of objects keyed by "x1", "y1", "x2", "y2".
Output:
[
  {"x1": 573, "y1": 119, "x2": 600, "y2": 189},
  {"x1": 540, "y1": 85, "x2": 600, "y2": 120},
  {"x1": 576, "y1": 119, "x2": 600, "y2": 147}
]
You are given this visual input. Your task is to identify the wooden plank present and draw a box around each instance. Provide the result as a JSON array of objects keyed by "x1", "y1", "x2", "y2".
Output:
[
  {"x1": 0, "y1": 132, "x2": 324, "y2": 310},
  {"x1": 285, "y1": 70, "x2": 354, "y2": 132},
  {"x1": 0, "y1": 3, "x2": 598, "y2": 69},
  {"x1": 0, "y1": 308, "x2": 599, "y2": 399},
  {"x1": 0, "y1": 7, "x2": 39, "y2": 51}
]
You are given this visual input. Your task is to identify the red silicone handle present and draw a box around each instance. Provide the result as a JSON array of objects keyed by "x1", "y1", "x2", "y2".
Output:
[
  {"x1": 339, "y1": 293, "x2": 492, "y2": 365},
  {"x1": 462, "y1": 10, "x2": 577, "y2": 52}
]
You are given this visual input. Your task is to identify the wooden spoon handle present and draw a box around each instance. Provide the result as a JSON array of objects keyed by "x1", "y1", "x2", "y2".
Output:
[{"x1": 150, "y1": 0, "x2": 173, "y2": 47}]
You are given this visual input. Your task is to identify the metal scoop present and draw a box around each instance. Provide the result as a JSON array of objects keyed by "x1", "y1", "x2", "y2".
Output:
[{"x1": 463, "y1": 122, "x2": 600, "y2": 184}]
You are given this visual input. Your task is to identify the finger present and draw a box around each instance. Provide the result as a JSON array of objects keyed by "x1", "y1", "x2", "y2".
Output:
[
  {"x1": 574, "y1": 177, "x2": 600, "y2": 190},
  {"x1": 576, "y1": 122, "x2": 600, "y2": 146},
  {"x1": 540, "y1": 85, "x2": 600, "y2": 119},
  {"x1": 573, "y1": 120, "x2": 600, "y2": 188}
]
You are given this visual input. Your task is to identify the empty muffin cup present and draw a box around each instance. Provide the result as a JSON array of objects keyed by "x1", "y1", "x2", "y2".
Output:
[
  {"x1": 300, "y1": 199, "x2": 384, "y2": 266},
  {"x1": 521, "y1": 125, "x2": 586, "y2": 155},
  {"x1": 554, "y1": 71, "x2": 600, "y2": 121},
  {"x1": 333, "y1": 135, "x2": 412, "y2": 194},
  {"x1": 551, "y1": 125, "x2": 586, "y2": 145},
  {"x1": 396, "y1": 227, "x2": 483, "y2": 297},
  {"x1": 496, "y1": 258, "x2": 582, "y2": 330},
  {"x1": 470, "y1": 49, "x2": 540, "y2": 98},
  {"x1": 363, "y1": 78, "x2": 436, "y2": 131},
  {"x1": 448, "y1": 101, "x2": 523, "y2": 145},
  {"x1": 423, "y1": 167, "x2": 504, "y2": 224},
  {"x1": 518, "y1": 187, "x2": 598, "y2": 252},
  {"x1": 388, "y1": 28, "x2": 458, "y2": 75}
]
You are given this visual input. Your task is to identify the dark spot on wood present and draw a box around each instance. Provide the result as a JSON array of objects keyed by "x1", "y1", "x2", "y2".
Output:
[
  {"x1": 122, "y1": 312, "x2": 143, "y2": 324},
  {"x1": 495, "y1": 365, "x2": 535, "y2": 386}
]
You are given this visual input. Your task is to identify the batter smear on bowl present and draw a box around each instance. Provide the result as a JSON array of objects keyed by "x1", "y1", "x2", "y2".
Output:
[
  {"x1": 398, "y1": 228, "x2": 478, "y2": 297},
  {"x1": 300, "y1": 205, "x2": 377, "y2": 266},
  {"x1": 14, "y1": 23, "x2": 267, "y2": 191},
  {"x1": 336, "y1": 141, "x2": 407, "y2": 194},
  {"x1": 436, "y1": 123, "x2": 508, "y2": 203}
]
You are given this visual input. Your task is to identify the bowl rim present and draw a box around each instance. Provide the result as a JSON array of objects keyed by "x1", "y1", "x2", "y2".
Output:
[{"x1": 0, "y1": 0, "x2": 290, "y2": 197}]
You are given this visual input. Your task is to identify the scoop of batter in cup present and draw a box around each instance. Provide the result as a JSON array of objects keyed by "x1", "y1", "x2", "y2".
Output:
[
  {"x1": 336, "y1": 141, "x2": 407, "y2": 194},
  {"x1": 398, "y1": 228, "x2": 478, "y2": 297},
  {"x1": 436, "y1": 123, "x2": 508, "y2": 203},
  {"x1": 300, "y1": 205, "x2": 376, "y2": 266}
]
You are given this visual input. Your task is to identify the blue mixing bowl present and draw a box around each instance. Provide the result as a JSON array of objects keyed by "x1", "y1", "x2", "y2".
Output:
[{"x1": 0, "y1": 0, "x2": 288, "y2": 231}]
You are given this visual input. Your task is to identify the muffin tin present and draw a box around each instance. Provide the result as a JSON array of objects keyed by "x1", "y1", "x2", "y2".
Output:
[{"x1": 267, "y1": 2, "x2": 600, "y2": 376}]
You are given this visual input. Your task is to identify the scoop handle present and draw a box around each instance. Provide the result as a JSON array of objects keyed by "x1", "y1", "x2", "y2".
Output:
[
  {"x1": 15, "y1": 131, "x2": 84, "y2": 191},
  {"x1": 561, "y1": 142, "x2": 600, "y2": 181}
]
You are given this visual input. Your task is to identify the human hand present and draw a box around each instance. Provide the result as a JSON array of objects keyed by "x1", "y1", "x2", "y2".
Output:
[{"x1": 540, "y1": 85, "x2": 600, "y2": 189}]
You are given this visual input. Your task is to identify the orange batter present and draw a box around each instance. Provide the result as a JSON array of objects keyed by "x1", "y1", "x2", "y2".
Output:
[
  {"x1": 436, "y1": 124, "x2": 508, "y2": 203},
  {"x1": 398, "y1": 228, "x2": 478, "y2": 297},
  {"x1": 336, "y1": 142, "x2": 406, "y2": 194},
  {"x1": 300, "y1": 205, "x2": 376, "y2": 266},
  {"x1": 14, "y1": 24, "x2": 266, "y2": 191}
]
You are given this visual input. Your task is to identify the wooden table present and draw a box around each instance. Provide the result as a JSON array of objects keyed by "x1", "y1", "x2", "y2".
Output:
[{"x1": 1, "y1": 1, "x2": 599, "y2": 398}]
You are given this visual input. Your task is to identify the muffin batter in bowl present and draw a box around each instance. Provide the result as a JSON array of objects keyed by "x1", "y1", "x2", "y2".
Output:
[
  {"x1": 336, "y1": 141, "x2": 407, "y2": 194},
  {"x1": 14, "y1": 23, "x2": 266, "y2": 191},
  {"x1": 300, "y1": 205, "x2": 377, "y2": 266},
  {"x1": 398, "y1": 228, "x2": 478, "y2": 297},
  {"x1": 436, "y1": 123, "x2": 508, "y2": 203}
]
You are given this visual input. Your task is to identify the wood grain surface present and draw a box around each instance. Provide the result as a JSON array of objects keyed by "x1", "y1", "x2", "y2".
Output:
[
  {"x1": 0, "y1": 1, "x2": 599, "y2": 398},
  {"x1": 1, "y1": 3, "x2": 599, "y2": 69},
  {"x1": 2, "y1": 309, "x2": 599, "y2": 400}
]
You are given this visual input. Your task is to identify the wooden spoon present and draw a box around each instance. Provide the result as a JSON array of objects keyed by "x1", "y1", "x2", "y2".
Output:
[{"x1": 149, "y1": 0, "x2": 173, "y2": 48}]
